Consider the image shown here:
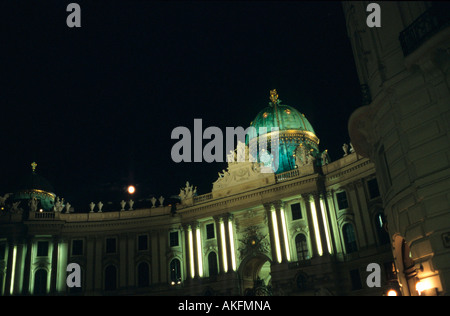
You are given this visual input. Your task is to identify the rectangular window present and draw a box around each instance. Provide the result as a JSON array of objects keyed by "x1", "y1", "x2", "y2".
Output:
[
  {"x1": 106, "y1": 238, "x2": 116, "y2": 254},
  {"x1": 367, "y1": 178, "x2": 380, "y2": 199},
  {"x1": 71, "y1": 239, "x2": 83, "y2": 256},
  {"x1": 336, "y1": 191, "x2": 349, "y2": 210},
  {"x1": 349, "y1": 269, "x2": 362, "y2": 290},
  {"x1": 291, "y1": 203, "x2": 302, "y2": 220},
  {"x1": 37, "y1": 241, "x2": 49, "y2": 257},
  {"x1": 206, "y1": 223, "x2": 215, "y2": 239},
  {"x1": 169, "y1": 231, "x2": 179, "y2": 247},
  {"x1": 138, "y1": 235, "x2": 148, "y2": 251}
]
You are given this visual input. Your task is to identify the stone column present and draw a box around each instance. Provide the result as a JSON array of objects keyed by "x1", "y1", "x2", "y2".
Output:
[
  {"x1": 85, "y1": 236, "x2": 95, "y2": 293},
  {"x1": 127, "y1": 233, "x2": 135, "y2": 289},
  {"x1": 325, "y1": 191, "x2": 342, "y2": 254},
  {"x1": 213, "y1": 215, "x2": 227, "y2": 274},
  {"x1": 182, "y1": 224, "x2": 193, "y2": 280},
  {"x1": 313, "y1": 192, "x2": 330, "y2": 256},
  {"x1": 119, "y1": 233, "x2": 128, "y2": 289},
  {"x1": 223, "y1": 214, "x2": 235, "y2": 272},
  {"x1": 150, "y1": 230, "x2": 159, "y2": 283},
  {"x1": 93, "y1": 236, "x2": 102, "y2": 292},
  {"x1": 4, "y1": 239, "x2": 15, "y2": 295},
  {"x1": 187, "y1": 222, "x2": 200, "y2": 279},
  {"x1": 56, "y1": 238, "x2": 68, "y2": 293},
  {"x1": 50, "y1": 237, "x2": 59, "y2": 293},
  {"x1": 273, "y1": 201, "x2": 289, "y2": 263},
  {"x1": 302, "y1": 194, "x2": 318, "y2": 258},
  {"x1": 22, "y1": 238, "x2": 32, "y2": 295},
  {"x1": 264, "y1": 203, "x2": 279, "y2": 263},
  {"x1": 158, "y1": 229, "x2": 168, "y2": 284},
  {"x1": 224, "y1": 213, "x2": 236, "y2": 272}
]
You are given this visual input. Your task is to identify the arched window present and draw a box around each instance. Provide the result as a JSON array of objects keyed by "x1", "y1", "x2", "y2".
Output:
[
  {"x1": 104, "y1": 265, "x2": 117, "y2": 291},
  {"x1": 375, "y1": 212, "x2": 390, "y2": 245},
  {"x1": 295, "y1": 234, "x2": 309, "y2": 261},
  {"x1": 343, "y1": 223, "x2": 358, "y2": 254},
  {"x1": 169, "y1": 259, "x2": 181, "y2": 284},
  {"x1": 137, "y1": 262, "x2": 150, "y2": 287},
  {"x1": 34, "y1": 269, "x2": 47, "y2": 295},
  {"x1": 208, "y1": 252, "x2": 218, "y2": 277}
]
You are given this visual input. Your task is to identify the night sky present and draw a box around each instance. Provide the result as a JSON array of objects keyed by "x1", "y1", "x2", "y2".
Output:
[{"x1": 0, "y1": 1, "x2": 361, "y2": 212}]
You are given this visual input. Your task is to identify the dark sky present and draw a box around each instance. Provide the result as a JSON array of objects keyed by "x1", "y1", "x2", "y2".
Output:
[{"x1": 0, "y1": 1, "x2": 361, "y2": 211}]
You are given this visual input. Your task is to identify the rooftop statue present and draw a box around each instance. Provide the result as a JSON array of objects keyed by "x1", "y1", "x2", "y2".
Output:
[
  {"x1": 150, "y1": 197, "x2": 157, "y2": 208},
  {"x1": 29, "y1": 196, "x2": 38, "y2": 212},
  {"x1": 343, "y1": 143, "x2": 349, "y2": 156},
  {"x1": 179, "y1": 181, "x2": 197, "y2": 200},
  {"x1": 0, "y1": 193, "x2": 11, "y2": 206}
]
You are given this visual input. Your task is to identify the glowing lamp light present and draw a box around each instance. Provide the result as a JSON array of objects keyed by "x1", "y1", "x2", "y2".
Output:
[
  {"x1": 387, "y1": 289, "x2": 397, "y2": 296},
  {"x1": 127, "y1": 185, "x2": 136, "y2": 194},
  {"x1": 416, "y1": 279, "x2": 434, "y2": 296}
]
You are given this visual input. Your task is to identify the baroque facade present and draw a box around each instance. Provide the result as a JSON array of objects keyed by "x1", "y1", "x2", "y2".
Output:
[
  {"x1": 1, "y1": 92, "x2": 395, "y2": 296},
  {"x1": 345, "y1": 1, "x2": 450, "y2": 296}
]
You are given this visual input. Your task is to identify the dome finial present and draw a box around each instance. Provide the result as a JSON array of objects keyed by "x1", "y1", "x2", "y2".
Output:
[
  {"x1": 270, "y1": 89, "x2": 278, "y2": 104},
  {"x1": 31, "y1": 161, "x2": 37, "y2": 173}
]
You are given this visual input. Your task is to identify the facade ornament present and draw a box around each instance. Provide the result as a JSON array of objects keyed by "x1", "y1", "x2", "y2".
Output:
[
  {"x1": 98, "y1": 201, "x2": 103, "y2": 213},
  {"x1": 321, "y1": 150, "x2": 330, "y2": 165},
  {"x1": 89, "y1": 202, "x2": 95, "y2": 213},
  {"x1": 226, "y1": 141, "x2": 255, "y2": 165},
  {"x1": 128, "y1": 199, "x2": 134, "y2": 211},
  {"x1": 29, "y1": 196, "x2": 38, "y2": 212},
  {"x1": 11, "y1": 201, "x2": 21, "y2": 213},
  {"x1": 31, "y1": 161, "x2": 37, "y2": 173},
  {"x1": 120, "y1": 200, "x2": 126, "y2": 211},
  {"x1": 349, "y1": 142, "x2": 355, "y2": 153},
  {"x1": 65, "y1": 202, "x2": 71, "y2": 213},
  {"x1": 343, "y1": 143, "x2": 349, "y2": 156},
  {"x1": 54, "y1": 197, "x2": 64, "y2": 212},
  {"x1": 227, "y1": 149, "x2": 235, "y2": 164},
  {"x1": 158, "y1": 196, "x2": 164, "y2": 207},
  {"x1": 236, "y1": 141, "x2": 246, "y2": 162},
  {"x1": 238, "y1": 225, "x2": 270, "y2": 259},
  {"x1": 150, "y1": 197, "x2": 157, "y2": 208},
  {"x1": 294, "y1": 144, "x2": 314, "y2": 168},
  {"x1": 179, "y1": 181, "x2": 197, "y2": 200},
  {"x1": 269, "y1": 89, "x2": 281, "y2": 106},
  {"x1": 0, "y1": 193, "x2": 11, "y2": 206}
]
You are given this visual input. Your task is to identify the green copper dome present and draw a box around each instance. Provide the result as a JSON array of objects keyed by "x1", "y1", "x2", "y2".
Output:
[
  {"x1": 247, "y1": 104, "x2": 317, "y2": 140},
  {"x1": 246, "y1": 90, "x2": 321, "y2": 174}
]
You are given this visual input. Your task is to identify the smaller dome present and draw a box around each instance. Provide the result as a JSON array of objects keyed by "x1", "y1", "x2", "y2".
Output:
[
  {"x1": 12, "y1": 162, "x2": 56, "y2": 211},
  {"x1": 18, "y1": 171, "x2": 55, "y2": 194}
]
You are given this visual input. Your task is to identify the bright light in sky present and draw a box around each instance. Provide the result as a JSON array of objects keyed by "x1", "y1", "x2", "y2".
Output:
[{"x1": 127, "y1": 185, "x2": 136, "y2": 194}]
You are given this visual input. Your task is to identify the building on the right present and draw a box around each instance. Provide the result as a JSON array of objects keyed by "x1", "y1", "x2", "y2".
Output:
[{"x1": 344, "y1": 1, "x2": 450, "y2": 296}]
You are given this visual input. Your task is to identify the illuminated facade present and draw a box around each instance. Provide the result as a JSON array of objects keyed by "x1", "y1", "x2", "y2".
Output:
[
  {"x1": 345, "y1": 1, "x2": 450, "y2": 296},
  {"x1": 0, "y1": 91, "x2": 395, "y2": 296}
]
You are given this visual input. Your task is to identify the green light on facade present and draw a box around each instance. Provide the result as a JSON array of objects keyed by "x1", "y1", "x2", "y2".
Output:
[
  {"x1": 228, "y1": 220, "x2": 236, "y2": 271},
  {"x1": 310, "y1": 201, "x2": 323, "y2": 256},
  {"x1": 10, "y1": 246, "x2": 17, "y2": 295}
]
